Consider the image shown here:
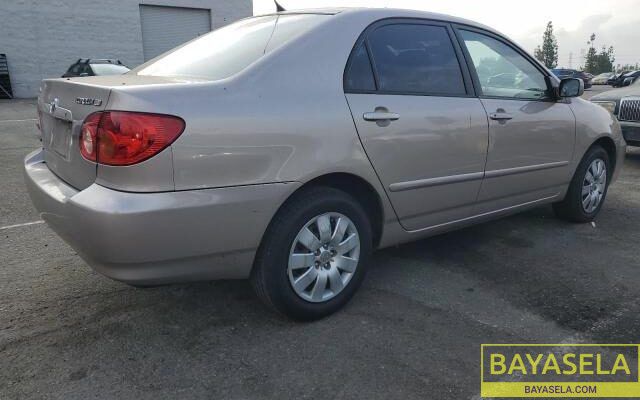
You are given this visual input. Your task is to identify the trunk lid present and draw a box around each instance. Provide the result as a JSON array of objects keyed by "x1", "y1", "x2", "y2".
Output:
[
  {"x1": 38, "y1": 79, "x2": 111, "y2": 190},
  {"x1": 38, "y1": 75, "x2": 200, "y2": 190}
]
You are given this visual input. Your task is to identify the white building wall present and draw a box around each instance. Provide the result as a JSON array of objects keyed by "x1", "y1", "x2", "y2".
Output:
[{"x1": 1, "y1": 0, "x2": 252, "y2": 98}]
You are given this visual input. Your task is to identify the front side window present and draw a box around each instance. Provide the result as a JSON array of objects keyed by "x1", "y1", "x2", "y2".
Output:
[
  {"x1": 367, "y1": 24, "x2": 466, "y2": 95},
  {"x1": 460, "y1": 30, "x2": 548, "y2": 100}
]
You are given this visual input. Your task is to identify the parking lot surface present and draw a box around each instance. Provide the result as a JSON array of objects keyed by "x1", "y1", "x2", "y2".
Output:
[{"x1": 1, "y1": 85, "x2": 640, "y2": 399}]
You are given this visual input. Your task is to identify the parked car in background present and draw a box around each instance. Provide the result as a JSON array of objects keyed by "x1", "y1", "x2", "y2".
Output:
[
  {"x1": 592, "y1": 78, "x2": 640, "y2": 146},
  {"x1": 25, "y1": 8, "x2": 625, "y2": 320},
  {"x1": 592, "y1": 72, "x2": 614, "y2": 85},
  {"x1": 621, "y1": 71, "x2": 640, "y2": 87},
  {"x1": 62, "y1": 59, "x2": 130, "y2": 78},
  {"x1": 609, "y1": 71, "x2": 639, "y2": 87},
  {"x1": 607, "y1": 71, "x2": 630, "y2": 86},
  {"x1": 551, "y1": 69, "x2": 592, "y2": 89}
]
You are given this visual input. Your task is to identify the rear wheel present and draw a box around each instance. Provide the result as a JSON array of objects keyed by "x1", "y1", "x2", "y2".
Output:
[
  {"x1": 251, "y1": 187, "x2": 372, "y2": 321},
  {"x1": 553, "y1": 145, "x2": 610, "y2": 223}
]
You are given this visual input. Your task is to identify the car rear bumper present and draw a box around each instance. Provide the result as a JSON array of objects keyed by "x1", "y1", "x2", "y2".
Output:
[
  {"x1": 24, "y1": 149, "x2": 299, "y2": 285},
  {"x1": 621, "y1": 122, "x2": 640, "y2": 146}
]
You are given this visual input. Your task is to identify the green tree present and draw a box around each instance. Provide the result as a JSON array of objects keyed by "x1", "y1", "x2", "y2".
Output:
[
  {"x1": 584, "y1": 33, "x2": 615, "y2": 74},
  {"x1": 584, "y1": 48, "x2": 598, "y2": 72},
  {"x1": 584, "y1": 33, "x2": 597, "y2": 72},
  {"x1": 534, "y1": 21, "x2": 559, "y2": 68},
  {"x1": 595, "y1": 46, "x2": 615, "y2": 73}
]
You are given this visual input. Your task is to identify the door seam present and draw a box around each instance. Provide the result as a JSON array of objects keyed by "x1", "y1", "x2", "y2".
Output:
[{"x1": 343, "y1": 93, "x2": 404, "y2": 227}]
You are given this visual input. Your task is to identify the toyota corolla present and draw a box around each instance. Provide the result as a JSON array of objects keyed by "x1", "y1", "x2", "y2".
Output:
[{"x1": 25, "y1": 8, "x2": 625, "y2": 320}]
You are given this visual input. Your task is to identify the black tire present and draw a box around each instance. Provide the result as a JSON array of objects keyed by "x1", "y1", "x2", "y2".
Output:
[
  {"x1": 251, "y1": 186, "x2": 373, "y2": 321},
  {"x1": 553, "y1": 145, "x2": 611, "y2": 223}
]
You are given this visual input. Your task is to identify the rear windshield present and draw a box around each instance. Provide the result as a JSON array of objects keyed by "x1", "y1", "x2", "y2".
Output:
[
  {"x1": 90, "y1": 64, "x2": 130, "y2": 75},
  {"x1": 135, "y1": 14, "x2": 330, "y2": 81}
]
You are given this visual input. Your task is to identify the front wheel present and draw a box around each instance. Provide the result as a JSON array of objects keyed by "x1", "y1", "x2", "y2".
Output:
[
  {"x1": 553, "y1": 145, "x2": 610, "y2": 223},
  {"x1": 251, "y1": 187, "x2": 372, "y2": 321}
]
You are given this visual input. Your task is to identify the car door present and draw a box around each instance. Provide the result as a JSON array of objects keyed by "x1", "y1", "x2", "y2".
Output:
[
  {"x1": 455, "y1": 28, "x2": 576, "y2": 213},
  {"x1": 344, "y1": 20, "x2": 489, "y2": 231}
]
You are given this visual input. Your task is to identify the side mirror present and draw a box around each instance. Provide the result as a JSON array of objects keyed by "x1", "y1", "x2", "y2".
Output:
[{"x1": 559, "y1": 78, "x2": 584, "y2": 98}]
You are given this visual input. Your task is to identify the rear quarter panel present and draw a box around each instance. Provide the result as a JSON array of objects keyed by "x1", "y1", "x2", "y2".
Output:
[
  {"x1": 105, "y1": 11, "x2": 399, "y2": 225},
  {"x1": 167, "y1": 13, "x2": 378, "y2": 190}
]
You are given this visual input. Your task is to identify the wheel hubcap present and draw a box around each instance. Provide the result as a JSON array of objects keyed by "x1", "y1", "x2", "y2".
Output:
[
  {"x1": 288, "y1": 212, "x2": 360, "y2": 303},
  {"x1": 582, "y1": 158, "x2": 607, "y2": 213}
]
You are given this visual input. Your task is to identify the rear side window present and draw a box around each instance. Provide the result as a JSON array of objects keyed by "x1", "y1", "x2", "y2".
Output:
[
  {"x1": 136, "y1": 14, "x2": 330, "y2": 81},
  {"x1": 367, "y1": 24, "x2": 466, "y2": 95},
  {"x1": 344, "y1": 43, "x2": 376, "y2": 92}
]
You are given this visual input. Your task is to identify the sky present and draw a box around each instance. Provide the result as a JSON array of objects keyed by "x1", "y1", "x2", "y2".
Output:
[{"x1": 253, "y1": 0, "x2": 640, "y2": 69}]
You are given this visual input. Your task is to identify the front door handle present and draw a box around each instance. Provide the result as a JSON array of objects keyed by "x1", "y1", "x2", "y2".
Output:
[
  {"x1": 363, "y1": 111, "x2": 400, "y2": 121},
  {"x1": 489, "y1": 112, "x2": 513, "y2": 121}
]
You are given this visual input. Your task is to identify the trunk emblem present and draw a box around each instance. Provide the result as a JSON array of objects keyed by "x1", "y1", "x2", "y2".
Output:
[
  {"x1": 49, "y1": 98, "x2": 58, "y2": 113},
  {"x1": 75, "y1": 97, "x2": 103, "y2": 106}
]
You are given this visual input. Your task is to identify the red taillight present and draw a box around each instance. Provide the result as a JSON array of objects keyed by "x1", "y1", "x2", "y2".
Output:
[
  {"x1": 79, "y1": 113, "x2": 100, "y2": 162},
  {"x1": 79, "y1": 111, "x2": 185, "y2": 166}
]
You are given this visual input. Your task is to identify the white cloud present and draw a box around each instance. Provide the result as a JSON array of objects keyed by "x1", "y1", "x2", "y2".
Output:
[{"x1": 254, "y1": 0, "x2": 640, "y2": 68}]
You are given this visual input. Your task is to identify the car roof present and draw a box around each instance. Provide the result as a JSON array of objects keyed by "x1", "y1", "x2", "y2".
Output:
[
  {"x1": 253, "y1": 7, "x2": 549, "y2": 81},
  {"x1": 266, "y1": 7, "x2": 346, "y2": 15},
  {"x1": 76, "y1": 58, "x2": 124, "y2": 64},
  {"x1": 263, "y1": 7, "x2": 499, "y2": 34}
]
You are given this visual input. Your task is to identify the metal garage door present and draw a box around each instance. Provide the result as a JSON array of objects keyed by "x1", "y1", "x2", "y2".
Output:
[{"x1": 139, "y1": 5, "x2": 211, "y2": 61}]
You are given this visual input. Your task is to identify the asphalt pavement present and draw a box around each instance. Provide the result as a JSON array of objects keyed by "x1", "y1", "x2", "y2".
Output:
[{"x1": 1, "y1": 85, "x2": 639, "y2": 399}]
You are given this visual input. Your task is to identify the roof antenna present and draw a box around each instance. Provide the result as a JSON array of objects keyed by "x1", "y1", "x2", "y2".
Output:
[{"x1": 275, "y1": 0, "x2": 286, "y2": 12}]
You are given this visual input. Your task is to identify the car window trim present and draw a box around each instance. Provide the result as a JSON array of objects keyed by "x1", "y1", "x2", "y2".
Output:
[
  {"x1": 343, "y1": 39, "x2": 378, "y2": 92},
  {"x1": 343, "y1": 18, "x2": 477, "y2": 98},
  {"x1": 451, "y1": 24, "x2": 556, "y2": 102}
]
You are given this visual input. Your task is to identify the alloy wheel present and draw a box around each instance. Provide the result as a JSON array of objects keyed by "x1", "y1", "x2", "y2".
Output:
[
  {"x1": 582, "y1": 158, "x2": 607, "y2": 213},
  {"x1": 287, "y1": 212, "x2": 360, "y2": 303}
]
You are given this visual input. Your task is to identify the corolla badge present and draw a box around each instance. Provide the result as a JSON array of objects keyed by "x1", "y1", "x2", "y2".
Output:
[{"x1": 75, "y1": 97, "x2": 103, "y2": 106}]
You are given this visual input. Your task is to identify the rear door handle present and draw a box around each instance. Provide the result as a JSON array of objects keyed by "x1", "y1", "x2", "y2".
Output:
[
  {"x1": 489, "y1": 112, "x2": 513, "y2": 121},
  {"x1": 363, "y1": 112, "x2": 400, "y2": 121}
]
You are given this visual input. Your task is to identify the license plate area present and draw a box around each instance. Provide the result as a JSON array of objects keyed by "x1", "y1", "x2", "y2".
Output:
[{"x1": 50, "y1": 119, "x2": 72, "y2": 159}]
